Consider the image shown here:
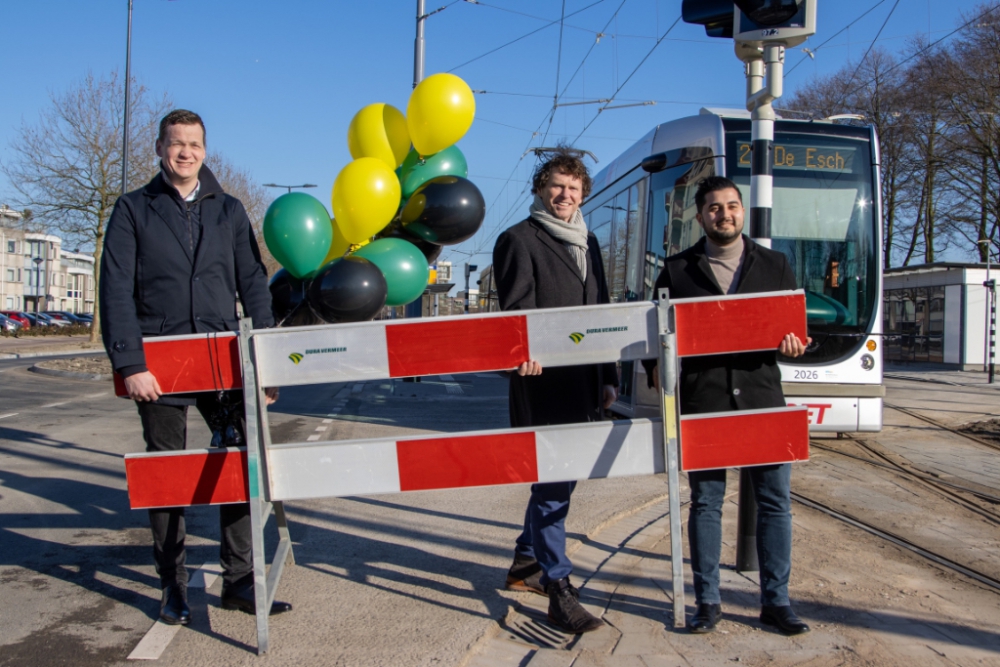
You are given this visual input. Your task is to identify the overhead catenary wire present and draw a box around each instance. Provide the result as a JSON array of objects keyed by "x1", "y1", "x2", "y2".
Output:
[
  {"x1": 839, "y1": 0, "x2": 901, "y2": 96},
  {"x1": 447, "y1": 0, "x2": 607, "y2": 73},
  {"x1": 785, "y1": 0, "x2": 890, "y2": 77},
  {"x1": 571, "y1": 14, "x2": 681, "y2": 144}
]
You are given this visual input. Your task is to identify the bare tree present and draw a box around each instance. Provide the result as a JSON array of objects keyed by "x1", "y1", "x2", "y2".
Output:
[
  {"x1": 1, "y1": 71, "x2": 170, "y2": 342},
  {"x1": 205, "y1": 154, "x2": 280, "y2": 275}
]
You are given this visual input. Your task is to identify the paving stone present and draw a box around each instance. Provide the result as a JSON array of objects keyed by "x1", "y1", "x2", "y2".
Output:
[
  {"x1": 571, "y1": 652, "x2": 647, "y2": 667},
  {"x1": 636, "y1": 655, "x2": 687, "y2": 667},
  {"x1": 525, "y1": 647, "x2": 578, "y2": 667}
]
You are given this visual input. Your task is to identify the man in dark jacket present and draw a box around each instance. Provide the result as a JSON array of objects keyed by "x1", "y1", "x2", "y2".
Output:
[
  {"x1": 493, "y1": 148, "x2": 618, "y2": 634},
  {"x1": 100, "y1": 109, "x2": 289, "y2": 626},
  {"x1": 644, "y1": 176, "x2": 810, "y2": 636}
]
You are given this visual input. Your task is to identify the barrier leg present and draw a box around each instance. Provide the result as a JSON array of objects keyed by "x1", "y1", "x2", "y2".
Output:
[
  {"x1": 735, "y1": 470, "x2": 759, "y2": 572},
  {"x1": 656, "y1": 290, "x2": 686, "y2": 628},
  {"x1": 240, "y1": 319, "x2": 272, "y2": 654}
]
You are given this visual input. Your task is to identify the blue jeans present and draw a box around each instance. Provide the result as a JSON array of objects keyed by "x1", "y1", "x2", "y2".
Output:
[
  {"x1": 514, "y1": 481, "x2": 577, "y2": 587},
  {"x1": 688, "y1": 463, "x2": 792, "y2": 607}
]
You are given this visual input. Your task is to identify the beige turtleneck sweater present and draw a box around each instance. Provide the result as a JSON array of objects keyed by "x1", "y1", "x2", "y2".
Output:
[{"x1": 704, "y1": 235, "x2": 745, "y2": 294}]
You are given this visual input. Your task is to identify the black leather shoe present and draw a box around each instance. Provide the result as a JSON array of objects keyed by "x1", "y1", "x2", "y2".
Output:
[
  {"x1": 760, "y1": 605, "x2": 810, "y2": 635},
  {"x1": 546, "y1": 578, "x2": 603, "y2": 634},
  {"x1": 159, "y1": 584, "x2": 190, "y2": 626},
  {"x1": 220, "y1": 581, "x2": 292, "y2": 616},
  {"x1": 687, "y1": 603, "x2": 721, "y2": 634},
  {"x1": 504, "y1": 554, "x2": 545, "y2": 596}
]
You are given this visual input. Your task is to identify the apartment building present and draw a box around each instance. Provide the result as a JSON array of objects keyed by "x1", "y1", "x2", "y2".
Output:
[{"x1": 1, "y1": 206, "x2": 96, "y2": 314}]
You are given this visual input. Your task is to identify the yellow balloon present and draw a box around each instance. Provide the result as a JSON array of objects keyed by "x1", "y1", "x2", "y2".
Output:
[
  {"x1": 331, "y1": 158, "x2": 402, "y2": 244},
  {"x1": 347, "y1": 103, "x2": 411, "y2": 169},
  {"x1": 322, "y1": 218, "x2": 352, "y2": 265},
  {"x1": 406, "y1": 73, "x2": 475, "y2": 156}
]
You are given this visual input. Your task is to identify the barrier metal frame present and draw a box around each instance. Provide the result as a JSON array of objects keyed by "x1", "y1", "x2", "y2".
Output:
[{"x1": 234, "y1": 290, "x2": 687, "y2": 652}]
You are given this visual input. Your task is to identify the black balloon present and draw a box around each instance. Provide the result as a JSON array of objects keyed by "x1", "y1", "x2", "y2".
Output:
[
  {"x1": 377, "y1": 221, "x2": 443, "y2": 264},
  {"x1": 269, "y1": 269, "x2": 308, "y2": 324},
  {"x1": 284, "y1": 301, "x2": 324, "y2": 327},
  {"x1": 399, "y1": 176, "x2": 485, "y2": 246},
  {"x1": 308, "y1": 257, "x2": 388, "y2": 323}
]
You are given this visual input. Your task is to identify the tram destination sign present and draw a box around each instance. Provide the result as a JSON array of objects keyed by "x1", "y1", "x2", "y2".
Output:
[{"x1": 737, "y1": 141, "x2": 857, "y2": 174}]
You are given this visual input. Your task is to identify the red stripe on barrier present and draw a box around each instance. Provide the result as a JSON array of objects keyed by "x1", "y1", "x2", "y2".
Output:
[
  {"x1": 396, "y1": 432, "x2": 538, "y2": 491},
  {"x1": 680, "y1": 409, "x2": 809, "y2": 471},
  {"x1": 124, "y1": 449, "x2": 248, "y2": 509},
  {"x1": 673, "y1": 294, "x2": 806, "y2": 357},
  {"x1": 114, "y1": 334, "x2": 242, "y2": 397},
  {"x1": 385, "y1": 316, "x2": 529, "y2": 377}
]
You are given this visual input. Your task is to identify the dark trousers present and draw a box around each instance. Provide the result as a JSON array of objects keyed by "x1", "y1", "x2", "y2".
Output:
[
  {"x1": 136, "y1": 396, "x2": 252, "y2": 590},
  {"x1": 688, "y1": 463, "x2": 792, "y2": 607},
  {"x1": 514, "y1": 481, "x2": 577, "y2": 587}
]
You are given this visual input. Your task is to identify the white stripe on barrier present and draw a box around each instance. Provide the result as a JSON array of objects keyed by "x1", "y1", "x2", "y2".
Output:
[
  {"x1": 269, "y1": 439, "x2": 401, "y2": 501},
  {"x1": 254, "y1": 322, "x2": 390, "y2": 388},
  {"x1": 534, "y1": 419, "x2": 663, "y2": 483},
  {"x1": 523, "y1": 302, "x2": 657, "y2": 368}
]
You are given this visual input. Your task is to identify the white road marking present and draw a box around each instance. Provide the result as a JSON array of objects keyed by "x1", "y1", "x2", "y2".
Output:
[
  {"x1": 307, "y1": 434, "x2": 321, "y2": 441},
  {"x1": 314, "y1": 425, "x2": 328, "y2": 432},
  {"x1": 39, "y1": 392, "x2": 108, "y2": 409},
  {"x1": 0, "y1": 413, "x2": 17, "y2": 420},
  {"x1": 438, "y1": 374, "x2": 455, "y2": 381},
  {"x1": 445, "y1": 384, "x2": 464, "y2": 395},
  {"x1": 39, "y1": 401, "x2": 69, "y2": 408},
  {"x1": 352, "y1": 384, "x2": 364, "y2": 393},
  {"x1": 128, "y1": 562, "x2": 220, "y2": 660},
  {"x1": 127, "y1": 621, "x2": 181, "y2": 660},
  {"x1": 321, "y1": 419, "x2": 333, "y2": 424}
]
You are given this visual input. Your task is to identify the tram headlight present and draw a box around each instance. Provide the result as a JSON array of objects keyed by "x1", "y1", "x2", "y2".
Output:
[
  {"x1": 866, "y1": 339, "x2": 877, "y2": 352},
  {"x1": 860, "y1": 354, "x2": 875, "y2": 371}
]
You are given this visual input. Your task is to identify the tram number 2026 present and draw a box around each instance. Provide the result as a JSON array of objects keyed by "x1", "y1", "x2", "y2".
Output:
[{"x1": 792, "y1": 369, "x2": 819, "y2": 380}]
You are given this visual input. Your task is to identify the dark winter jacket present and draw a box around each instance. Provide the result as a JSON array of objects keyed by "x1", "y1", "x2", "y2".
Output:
[
  {"x1": 493, "y1": 217, "x2": 618, "y2": 427},
  {"x1": 100, "y1": 165, "x2": 273, "y2": 404},
  {"x1": 643, "y1": 235, "x2": 797, "y2": 415}
]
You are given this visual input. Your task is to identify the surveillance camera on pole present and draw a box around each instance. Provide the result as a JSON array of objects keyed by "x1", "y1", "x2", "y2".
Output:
[{"x1": 682, "y1": 0, "x2": 816, "y2": 574}]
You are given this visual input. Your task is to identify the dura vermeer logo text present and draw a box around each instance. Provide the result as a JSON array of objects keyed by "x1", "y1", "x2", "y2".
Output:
[
  {"x1": 568, "y1": 325, "x2": 627, "y2": 344},
  {"x1": 288, "y1": 347, "x2": 347, "y2": 364}
]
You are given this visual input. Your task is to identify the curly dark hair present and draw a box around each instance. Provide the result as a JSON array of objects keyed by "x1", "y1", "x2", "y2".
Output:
[
  {"x1": 531, "y1": 147, "x2": 592, "y2": 199},
  {"x1": 694, "y1": 176, "x2": 742, "y2": 211},
  {"x1": 158, "y1": 109, "x2": 206, "y2": 144}
]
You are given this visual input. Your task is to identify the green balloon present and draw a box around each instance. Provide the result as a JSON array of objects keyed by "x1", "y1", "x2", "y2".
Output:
[
  {"x1": 353, "y1": 238, "x2": 429, "y2": 306},
  {"x1": 398, "y1": 145, "x2": 469, "y2": 200},
  {"x1": 263, "y1": 193, "x2": 333, "y2": 279}
]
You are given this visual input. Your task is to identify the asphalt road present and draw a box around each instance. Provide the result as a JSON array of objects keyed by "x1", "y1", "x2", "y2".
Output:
[{"x1": 0, "y1": 359, "x2": 672, "y2": 666}]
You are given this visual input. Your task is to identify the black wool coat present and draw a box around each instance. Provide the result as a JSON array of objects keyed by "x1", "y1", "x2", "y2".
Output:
[
  {"x1": 643, "y1": 236, "x2": 797, "y2": 415},
  {"x1": 100, "y1": 165, "x2": 274, "y2": 405},
  {"x1": 493, "y1": 218, "x2": 618, "y2": 427}
]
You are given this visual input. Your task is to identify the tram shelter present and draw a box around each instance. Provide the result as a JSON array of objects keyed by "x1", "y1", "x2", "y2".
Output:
[{"x1": 883, "y1": 262, "x2": 995, "y2": 370}]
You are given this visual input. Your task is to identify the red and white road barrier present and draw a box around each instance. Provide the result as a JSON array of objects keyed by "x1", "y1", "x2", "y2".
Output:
[{"x1": 114, "y1": 291, "x2": 805, "y2": 397}]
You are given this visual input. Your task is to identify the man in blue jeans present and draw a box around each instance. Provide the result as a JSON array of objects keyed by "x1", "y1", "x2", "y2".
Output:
[{"x1": 644, "y1": 176, "x2": 811, "y2": 635}]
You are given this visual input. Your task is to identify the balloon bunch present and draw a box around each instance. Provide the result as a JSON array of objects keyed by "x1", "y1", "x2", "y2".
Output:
[{"x1": 263, "y1": 73, "x2": 486, "y2": 327}]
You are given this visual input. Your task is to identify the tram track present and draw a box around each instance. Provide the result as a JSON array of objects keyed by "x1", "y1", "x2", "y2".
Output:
[{"x1": 792, "y1": 397, "x2": 1000, "y2": 596}]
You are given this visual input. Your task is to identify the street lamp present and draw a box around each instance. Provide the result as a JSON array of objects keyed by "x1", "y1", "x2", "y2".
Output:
[
  {"x1": 977, "y1": 239, "x2": 996, "y2": 384},
  {"x1": 263, "y1": 183, "x2": 318, "y2": 194},
  {"x1": 32, "y1": 256, "x2": 43, "y2": 315}
]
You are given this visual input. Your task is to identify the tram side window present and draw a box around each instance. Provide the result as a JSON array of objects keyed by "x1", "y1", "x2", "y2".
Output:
[
  {"x1": 883, "y1": 287, "x2": 945, "y2": 363},
  {"x1": 643, "y1": 159, "x2": 715, "y2": 300}
]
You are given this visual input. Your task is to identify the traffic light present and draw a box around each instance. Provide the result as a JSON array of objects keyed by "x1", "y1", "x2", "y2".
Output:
[{"x1": 682, "y1": 0, "x2": 816, "y2": 46}]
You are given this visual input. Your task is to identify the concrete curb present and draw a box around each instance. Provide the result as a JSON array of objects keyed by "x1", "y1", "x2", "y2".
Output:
[
  {"x1": 0, "y1": 348, "x2": 105, "y2": 360},
  {"x1": 28, "y1": 365, "x2": 112, "y2": 382}
]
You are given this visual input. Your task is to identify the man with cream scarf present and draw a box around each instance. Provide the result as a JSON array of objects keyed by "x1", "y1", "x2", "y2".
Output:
[{"x1": 492, "y1": 148, "x2": 618, "y2": 634}]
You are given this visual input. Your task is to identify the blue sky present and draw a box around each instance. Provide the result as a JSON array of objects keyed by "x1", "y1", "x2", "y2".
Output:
[{"x1": 0, "y1": 0, "x2": 988, "y2": 276}]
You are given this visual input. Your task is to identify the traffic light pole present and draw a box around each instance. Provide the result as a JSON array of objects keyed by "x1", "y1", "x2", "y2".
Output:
[{"x1": 735, "y1": 40, "x2": 785, "y2": 574}]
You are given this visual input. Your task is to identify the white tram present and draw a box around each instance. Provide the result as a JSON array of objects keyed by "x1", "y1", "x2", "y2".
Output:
[{"x1": 582, "y1": 109, "x2": 884, "y2": 432}]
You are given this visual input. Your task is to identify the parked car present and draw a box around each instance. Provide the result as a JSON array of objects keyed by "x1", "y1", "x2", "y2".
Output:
[
  {"x1": 0, "y1": 313, "x2": 22, "y2": 333},
  {"x1": 46, "y1": 311, "x2": 88, "y2": 325},
  {"x1": 73, "y1": 312, "x2": 94, "y2": 323},
  {"x1": 26, "y1": 313, "x2": 66, "y2": 327},
  {"x1": 0, "y1": 311, "x2": 31, "y2": 329}
]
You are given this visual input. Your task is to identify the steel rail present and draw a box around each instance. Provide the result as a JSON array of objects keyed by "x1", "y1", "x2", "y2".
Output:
[
  {"x1": 791, "y1": 492, "x2": 1000, "y2": 594},
  {"x1": 884, "y1": 402, "x2": 1000, "y2": 454}
]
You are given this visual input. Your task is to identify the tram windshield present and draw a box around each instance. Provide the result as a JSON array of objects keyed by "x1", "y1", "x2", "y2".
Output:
[{"x1": 727, "y1": 131, "x2": 878, "y2": 364}]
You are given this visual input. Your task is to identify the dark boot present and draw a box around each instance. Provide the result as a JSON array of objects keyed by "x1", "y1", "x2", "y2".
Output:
[
  {"x1": 546, "y1": 578, "x2": 603, "y2": 634},
  {"x1": 220, "y1": 576, "x2": 292, "y2": 616},
  {"x1": 687, "y1": 603, "x2": 721, "y2": 634},
  {"x1": 504, "y1": 554, "x2": 545, "y2": 596},
  {"x1": 760, "y1": 605, "x2": 809, "y2": 635},
  {"x1": 159, "y1": 584, "x2": 190, "y2": 626}
]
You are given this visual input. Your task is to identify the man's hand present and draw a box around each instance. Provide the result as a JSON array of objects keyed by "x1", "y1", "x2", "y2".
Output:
[
  {"x1": 602, "y1": 385, "x2": 617, "y2": 409},
  {"x1": 778, "y1": 333, "x2": 812, "y2": 358},
  {"x1": 125, "y1": 371, "x2": 163, "y2": 402},
  {"x1": 265, "y1": 387, "x2": 280, "y2": 406},
  {"x1": 516, "y1": 360, "x2": 543, "y2": 376}
]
